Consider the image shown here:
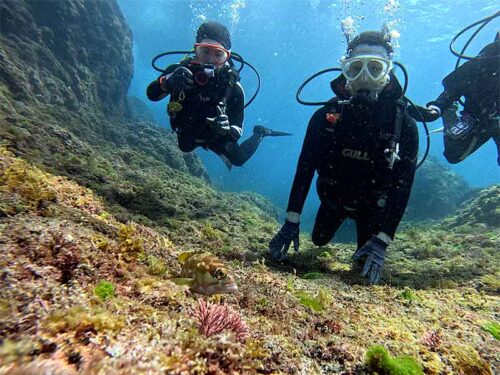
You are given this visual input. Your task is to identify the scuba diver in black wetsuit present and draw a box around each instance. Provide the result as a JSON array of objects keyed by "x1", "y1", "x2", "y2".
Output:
[
  {"x1": 424, "y1": 32, "x2": 500, "y2": 165},
  {"x1": 147, "y1": 21, "x2": 290, "y2": 168},
  {"x1": 269, "y1": 30, "x2": 419, "y2": 285}
]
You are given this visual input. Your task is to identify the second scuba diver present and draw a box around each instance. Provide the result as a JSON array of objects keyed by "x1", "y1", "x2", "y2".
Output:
[
  {"x1": 269, "y1": 30, "x2": 419, "y2": 285},
  {"x1": 418, "y1": 27, "x2": 500, "y2": 165},
  {"x1": 147, "y1": 21, "x2": 289, "y2": 168}
]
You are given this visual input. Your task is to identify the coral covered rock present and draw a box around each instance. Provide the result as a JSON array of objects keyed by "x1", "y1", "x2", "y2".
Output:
[
  {"x1": 443, "y1": 184, "x2": 500, "y2": 228},
  {"x1": 0, "y1": 0, "x2": 132, "y2": 116},
  {"x1": 407, "y1": 157, "x2": 472, "y2": 220}
]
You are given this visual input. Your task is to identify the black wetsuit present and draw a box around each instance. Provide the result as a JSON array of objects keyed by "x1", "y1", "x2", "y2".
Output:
[
  {"x1": 428, "y1": 40, "x2": 500, "y2": 164},
  {"x1": 287, "y1": 75, "x2": 419, "y2": 248},
  {"x1": 147, "y1": 60, "x2": 262, "y2": 166}
]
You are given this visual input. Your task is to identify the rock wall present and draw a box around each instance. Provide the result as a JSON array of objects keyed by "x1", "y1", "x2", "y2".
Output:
[
  {"x1": 0, "y1": 0, "x2": 208, "y2": 188},
  {"x1": 407, "y1": 157, "x2": 471, "y2": 220},
  {"x1": 443, "y1": 184, "x2": 500, "y2": 228},
  {"x1": 0, "y1": 0, "x2": 132, "y2": 116}
]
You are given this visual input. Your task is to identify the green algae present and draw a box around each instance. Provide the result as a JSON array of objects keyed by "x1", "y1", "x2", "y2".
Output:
[
  {"x1": 94, "y1": 280, "x2": 116, "y2": 301},
  {"x1": 481, "y1": 322, "x2": 500, "y2": 340},
  {"x1": 297, "y1": 291, "x2": 324, "y2": 312},
  {"x1": 301, "y1": 272, "x2": 326, "y2": 280},
  {"x1": 399, "y1": 288, "x2": 417, "y2": 302},
  {"x1": 365, "y1": 345, "x2": 423, "y2": 375},
  {"x1": 45, "y1": 306, "x2": 125, "y2": 333},
  {"x1": 0, "y1": 339, "x2": 37, "y2": 366},
  {"x1": 146, "y1": 255, "x2": 168, "y2": 276},
  {"x1": 451, "y1": 345, "x2": 493, "y2": 375}
]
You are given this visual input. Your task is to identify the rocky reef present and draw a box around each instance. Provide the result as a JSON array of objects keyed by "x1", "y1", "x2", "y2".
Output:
[
  {"x1": 0, "y1": 1, "x2": 498, "y2": 374},
  {"x1": 442, "y1": 185, "x2": 500, "y2": 228},
  {"x1": 0, "y1": 0, "x2": 210, "y2": 219},
  {"x1": 1, "y1": 147, "x2": 498, "y2": 374},
  {"x1": 0, "y1": 0, "x2": 132, "y2": 116},
  {"x1": 407, "y1": 157, "x2": 472, "y2": 221}
]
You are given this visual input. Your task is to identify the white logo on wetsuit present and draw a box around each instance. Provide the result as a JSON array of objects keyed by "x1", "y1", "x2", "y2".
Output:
[
  {"x1": 342, "y1": 148, "x2": 370, "y2": 161},
  {"x1": 198, "y1": 94, "x2": 211, "y2": 103}
]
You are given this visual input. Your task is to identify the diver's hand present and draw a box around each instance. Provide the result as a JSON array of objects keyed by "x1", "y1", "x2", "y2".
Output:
[
  {"x1": 206, "y1": 106, "x2": 231, "y2": 136},
  {"x1": 407, "y1": 103, "x2": 441, "y2": 122},
  {"x1": 425, "y1": 105, "x2": 441, "y2": 121},
  {"x1": 269, "y1": 220, "x2": 300, "y2": 260},
  {"x1": 352, "y1": 235, "x2": 388, "y2": 285},
  {"x1": 160, "y1": 66, "x2": 194, "y2": 92}
]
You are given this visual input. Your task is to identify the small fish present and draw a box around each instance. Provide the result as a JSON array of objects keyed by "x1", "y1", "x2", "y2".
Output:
[{"x1": 171, "y1": 252, "x2": 238, "y2": 295}]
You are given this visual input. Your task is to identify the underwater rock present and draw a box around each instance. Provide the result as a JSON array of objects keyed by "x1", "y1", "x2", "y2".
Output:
[
  {"x1": 407, "y1": 157, "x2": 472, "y2": 220},
  {"x1": 0, "y1": 0, "x2": 132, "y2": 116},
  {"x1": 0, "y1": 0, "x2": 209, "y2": 220},
  {"x1": 125, "y1": 96, "x2": 155, "y2": 123},
  {"x1": 442, "y1": 185, "x2": 500, "y2": 228}
]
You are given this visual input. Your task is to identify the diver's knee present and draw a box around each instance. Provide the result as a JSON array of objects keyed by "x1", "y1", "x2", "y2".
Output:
[
  {"x1": 178, "y1": 141, "x2": 196, "y2": 153},
  {"x1": 223, "y1": 149, "x2": 245, "y2": 167},
  {"x1": 443, "y1": 149, "x2": 463, "y2": 164},
  {"x1": 231, "y1": 160, "x2": 245, "y2": 167},
  {"x1": 312, "y1": 231, "x2": 331, "y2": 246}
]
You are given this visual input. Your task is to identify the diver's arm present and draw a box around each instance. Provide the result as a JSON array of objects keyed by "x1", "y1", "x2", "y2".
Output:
[
  {"x1": 427, "y1": 58, "x2": 482, "y2": 113},
  {"x1": 285, "y1": 109, "x2": 323, "y2": 216},
  {"x1": 225, "y1": 82, "x2": 245, "y2": 140},
  {"x1": 378, "y1": 115, "x2": 419, "y2": 239},
  {"x1": 426, "y1": 90, "x2": 457, "y2": 116},
  {"x1": 146, "y1": 79, "x2": 168, "y2": 101},
  {"x1": 406, "y1": 101, "x2": 440, "y2": 122},
  {"x1": 146, "y1": 64, "x2": 180, "y2": 101}
]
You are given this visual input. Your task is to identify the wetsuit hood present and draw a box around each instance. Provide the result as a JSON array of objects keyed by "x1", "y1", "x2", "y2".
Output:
[
  {"x1": 196, "y1": 21, "x2": 231, "y2": 50},
  {"x1": 330, "y1": 72, "x2": 403, "y2": 102}
]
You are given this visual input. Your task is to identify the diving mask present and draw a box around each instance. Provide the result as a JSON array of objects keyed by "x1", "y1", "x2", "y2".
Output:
[
  {"x1": 341, "y1": 55, "x2": 392, "y2": 82},
  {"x1": 194, "y1": 43, "x2": 231, "y2": 66}
]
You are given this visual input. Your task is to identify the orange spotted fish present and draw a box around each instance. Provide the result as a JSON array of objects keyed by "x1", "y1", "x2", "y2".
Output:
[{"x1": 171, "y1": 252, "x2": 238, "y2": 295}]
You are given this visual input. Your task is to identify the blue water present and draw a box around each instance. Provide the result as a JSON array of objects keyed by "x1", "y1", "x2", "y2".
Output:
[{"x1": 119, "y1": 0, "x2": 499, "y2": 225}]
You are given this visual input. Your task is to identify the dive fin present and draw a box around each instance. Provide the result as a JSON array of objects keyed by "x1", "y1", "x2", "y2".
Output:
[
  {"x1": 254, "y1": 125, "x2": 292, "y2": 137},
  {"x1": 267, "y1": 129, "x2": 292, "y2": 137}
]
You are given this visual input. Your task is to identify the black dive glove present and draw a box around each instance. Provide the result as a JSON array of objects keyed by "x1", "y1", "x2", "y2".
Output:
[
  {"x1": 269, "y1": 220, "x2": 300, "y2": 260},
  {"x1": 352, "y1": 235, "x2": 388, "y2": 285},
  {"x1": 160, "y1": 66, "x2": 194, "y2": 93}
]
